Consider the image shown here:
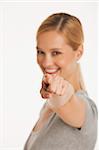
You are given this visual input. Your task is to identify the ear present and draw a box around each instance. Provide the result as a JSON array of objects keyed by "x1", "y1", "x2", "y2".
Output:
[{"x1": 75, "y1": 44, "x2": 84, "y2": 61}]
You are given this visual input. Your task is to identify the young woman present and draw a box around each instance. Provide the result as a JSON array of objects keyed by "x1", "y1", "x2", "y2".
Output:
[{"x1": 24, "y1": 12, "x2": 98, "y2": 150}]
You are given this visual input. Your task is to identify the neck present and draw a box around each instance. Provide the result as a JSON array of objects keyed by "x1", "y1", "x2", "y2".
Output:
[{"x1": 67, "y1": 64, "x2": 82, "y2": 92}]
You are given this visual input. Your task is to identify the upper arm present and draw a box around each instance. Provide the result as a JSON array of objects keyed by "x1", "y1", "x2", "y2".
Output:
[
  {"x1": 52, "y1": 94, "x2": 86, "y2": 128},
  {"x1": 53, "y1": 91, "x2": 98, "y2": 132}
]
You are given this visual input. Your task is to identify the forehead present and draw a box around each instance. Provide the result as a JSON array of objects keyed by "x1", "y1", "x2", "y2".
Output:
[{"x1": 37, "y1": 31, "x2": 68, "y2": 49}]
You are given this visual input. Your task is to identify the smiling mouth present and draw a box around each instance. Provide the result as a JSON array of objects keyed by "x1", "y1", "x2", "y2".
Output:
[{"x1": 44, "y1": 68, "x2": 60, "y2": 74}]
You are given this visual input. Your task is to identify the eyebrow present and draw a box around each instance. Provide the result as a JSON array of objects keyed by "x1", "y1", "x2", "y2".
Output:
[{"x1": 36, "y1": 46, "x2": 62, "y2": 51}]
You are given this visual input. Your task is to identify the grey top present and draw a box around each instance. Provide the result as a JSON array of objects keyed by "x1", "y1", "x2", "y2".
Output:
[
  {"x1": 24, "y1": 131, "x2": 40, "y2": 150},
  {"x1": 24, "y1": 90, "x2": 98, "y2": 150}
]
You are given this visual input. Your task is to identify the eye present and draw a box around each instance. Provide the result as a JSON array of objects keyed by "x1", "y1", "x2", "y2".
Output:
[
  {"x1": 52, "y1": 51, "x2": 62, "y2": 56},
  {"x1": 37, "y1": 50, "x2": 45, "y2": 55}
]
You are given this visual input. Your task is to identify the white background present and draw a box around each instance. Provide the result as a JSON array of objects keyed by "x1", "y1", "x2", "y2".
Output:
[{"x1": 0, "y1": 1, "x2": 99, "y2": 150}]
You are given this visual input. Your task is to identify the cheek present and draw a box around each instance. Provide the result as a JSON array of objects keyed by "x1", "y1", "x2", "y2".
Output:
[
  {"x1": 58, "y1": 60, "x2": 68, "y2": 68},
  {"x1": 57, "y1": 56, "x2": 71, "y2": 68},
  {"x1": 37, "y1": 57, "x2": 39, "y2": 64},
  {"x1": 37, "y1": 56, "x2": 42, "y2": 65},
  {"x1": 37, "y1": 57, "x2": 43, "y2": 70},
  {"x1": 58, "y1": 56, "x2": 75, "y2": 74}
]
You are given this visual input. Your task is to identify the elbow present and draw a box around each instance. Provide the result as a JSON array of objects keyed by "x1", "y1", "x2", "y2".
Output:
[
  {"x1": 74, "y1": 119, "x2": 85, "y2": 128},
  {"x1": 65, "y1": 116, "x2": 85, "y2": 128}
]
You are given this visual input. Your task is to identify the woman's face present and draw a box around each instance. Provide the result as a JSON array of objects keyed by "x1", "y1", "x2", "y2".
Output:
[{"x1": 36, "y1": 31, "x2": 79, "y2": 80}]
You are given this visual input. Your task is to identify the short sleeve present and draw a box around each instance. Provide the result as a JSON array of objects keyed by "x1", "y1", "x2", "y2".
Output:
[{"x1": 75, "y1": 90, "x2": 98, "y2": 133}]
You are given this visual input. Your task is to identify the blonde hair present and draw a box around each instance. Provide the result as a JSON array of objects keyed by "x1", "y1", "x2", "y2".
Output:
[{"x1": 36, "y1": 13, "x2": 86, "y2": 91}]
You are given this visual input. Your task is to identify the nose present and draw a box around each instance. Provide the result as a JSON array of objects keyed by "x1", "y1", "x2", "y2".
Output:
[{"x1": 42, "y1": 55, "x2": 54, "y2": 68}]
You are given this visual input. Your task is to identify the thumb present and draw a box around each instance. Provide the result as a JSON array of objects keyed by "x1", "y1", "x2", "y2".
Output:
[
  {"x1": 43, "y1": 73, "x2": 53, "y2": 84},
  {"x1": 44, "y1": 73, "x2": 57, "y2": 82}
]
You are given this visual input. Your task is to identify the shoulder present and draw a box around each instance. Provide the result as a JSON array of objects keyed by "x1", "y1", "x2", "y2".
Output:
[
  {"x1": 75, "y1": 90, "x2": 98, "y2": 116},
  {"x1": 75, "y1": 90, "x2": 98, "y2": 130}
]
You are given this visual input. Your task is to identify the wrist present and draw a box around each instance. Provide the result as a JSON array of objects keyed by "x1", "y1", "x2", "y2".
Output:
[{"x1": 47, "y1": 82, "x2": 74, "y2": 108}]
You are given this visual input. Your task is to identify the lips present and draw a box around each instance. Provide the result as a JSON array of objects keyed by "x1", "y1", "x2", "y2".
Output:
[{"x1": 44, "y1": 68, "x2": 60, "y2": 74}]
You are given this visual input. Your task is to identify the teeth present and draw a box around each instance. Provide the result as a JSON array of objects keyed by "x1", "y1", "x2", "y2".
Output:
[{"x1": 45, "y1": 68, "x2": 59, "y2": 73}]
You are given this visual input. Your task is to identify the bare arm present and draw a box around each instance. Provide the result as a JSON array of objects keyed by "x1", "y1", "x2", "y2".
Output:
[{"x1": 50, "y1": 94, "x2": 86, "y2": 128}]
